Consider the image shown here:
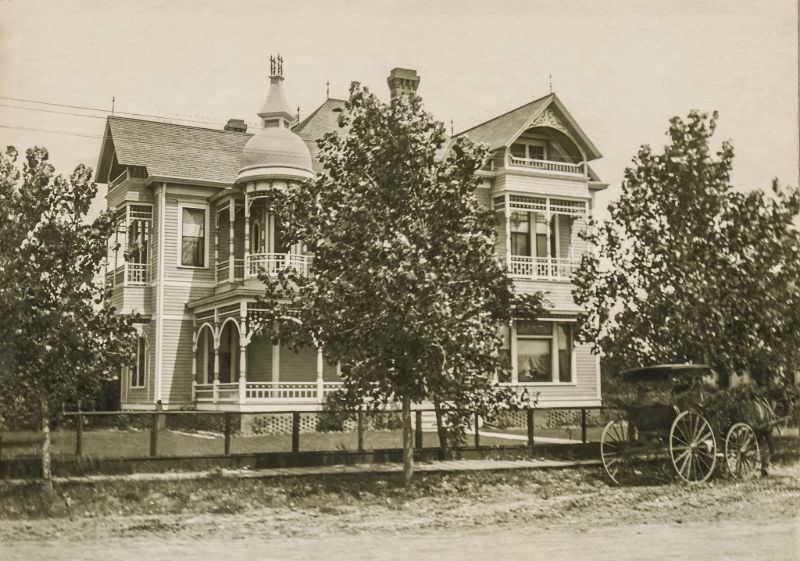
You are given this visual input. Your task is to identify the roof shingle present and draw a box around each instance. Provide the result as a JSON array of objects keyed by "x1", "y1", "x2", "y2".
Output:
[{"x1": 100, "y1": 116, "x2": 251, "y2": 184}]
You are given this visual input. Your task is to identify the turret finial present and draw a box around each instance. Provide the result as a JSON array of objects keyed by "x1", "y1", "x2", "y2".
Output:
[{"x1": 269, "y1": 54, "x2": 284, "y2": 77}]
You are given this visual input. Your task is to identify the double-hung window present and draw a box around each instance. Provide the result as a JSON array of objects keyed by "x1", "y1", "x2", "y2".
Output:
[
  {"x1": 131, "y1": 335, "x2": 146, "y2": 388},
  {"x1": 510, "y1": 212, "x2": 557, "y2": 258},
  {"x1": 180, "y1": 207, "x2": 207, "y2": 267}
]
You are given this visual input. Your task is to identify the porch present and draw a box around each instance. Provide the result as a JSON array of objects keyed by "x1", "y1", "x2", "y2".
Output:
[{"x1": 191, "y1": 301, "x2": 343, "y2": 410}]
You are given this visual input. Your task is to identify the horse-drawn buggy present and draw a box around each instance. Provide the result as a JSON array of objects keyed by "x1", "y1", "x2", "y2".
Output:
[{"x1": 600, "y1": 364, "x2": 779, "y2": 484}]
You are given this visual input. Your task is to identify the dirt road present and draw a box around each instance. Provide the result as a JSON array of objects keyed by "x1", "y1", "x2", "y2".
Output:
[
  {"x1": 3, "y1": 518, "x2": 797, "y2": 561},
  {"x1": 1, "y1": 462, "x2": 798, "y2": 560}
]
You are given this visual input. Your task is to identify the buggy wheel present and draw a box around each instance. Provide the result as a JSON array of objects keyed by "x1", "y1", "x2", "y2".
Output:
[
  {"x1": 600, "y1": 419, "x2": 634, "y2": 485},
  {"x1": 669, "y1": 410, "x2": 717, "y2": 483},
  {"x1": 725, "y1": 422, "x2": 760, "y2": 479}
]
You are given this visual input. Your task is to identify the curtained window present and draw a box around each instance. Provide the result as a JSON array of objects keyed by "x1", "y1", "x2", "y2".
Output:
[{"x1": 181, "y1": 208, "x2": 206, "y2": 266}]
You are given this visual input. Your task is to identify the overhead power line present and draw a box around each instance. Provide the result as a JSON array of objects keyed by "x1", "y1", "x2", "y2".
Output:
[
  {"x1": 0, "y1": 124, "x2": 102, "y2": 139},
  {"x1": 0, "y1": 95, "x2": 259, "y2": 129}
]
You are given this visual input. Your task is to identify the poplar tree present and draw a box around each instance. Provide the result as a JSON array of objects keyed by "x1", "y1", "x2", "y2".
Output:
[{"x1": 574, "y1": 111, "x2": 800, "y2": 387}]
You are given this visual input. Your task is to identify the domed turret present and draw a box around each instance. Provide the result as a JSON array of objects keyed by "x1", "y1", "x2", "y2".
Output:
[{"x1": 237, "y1": 55, "x2": 313, "y2": 184}]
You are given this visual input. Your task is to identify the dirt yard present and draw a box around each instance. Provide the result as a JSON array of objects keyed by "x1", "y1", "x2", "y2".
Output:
[{"x1": 1, "y1": 462, "x2": 798, "y2": 560}]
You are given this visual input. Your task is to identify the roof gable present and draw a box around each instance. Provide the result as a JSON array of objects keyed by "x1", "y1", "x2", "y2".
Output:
[
  {"x1": 455, "y1": 93, "x2": 601, "y2": 161},
  {"x1": 293, "y1": 98, "x2": 347, "y2": 173},
  {"x1": 95, "y1": 116, "x2": 251, "y2": 185}
]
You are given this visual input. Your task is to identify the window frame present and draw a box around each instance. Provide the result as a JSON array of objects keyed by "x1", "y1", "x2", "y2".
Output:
[
  {"x1": 131, "y1": 334, "x2": 147, "y2": 388},
  {"x1": 510, "y1": 320, "x2": 577, "y2": 385},
  {"x1": 177, "y1": 202, "x2": 210, "y2": 269},
  {"x1": 509, "y1": 140, "x2": 548, "y2": 161}
]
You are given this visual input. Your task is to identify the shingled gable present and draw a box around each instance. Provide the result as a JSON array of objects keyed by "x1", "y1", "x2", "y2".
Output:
[
  {"x1": 455, "y1": 93, "x2": 602, "y2": 161},
  {"x1": 95, "y1": 116, "x2": 252, "y2": 185},
  {"x1": 292, "y1": 98, "x2": 348, "y2": 173}
]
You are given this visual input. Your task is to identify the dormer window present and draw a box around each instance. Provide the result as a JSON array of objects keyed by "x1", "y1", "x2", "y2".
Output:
[{"x1": 510, "y1": 141, "x2": 547, "y2": 160}]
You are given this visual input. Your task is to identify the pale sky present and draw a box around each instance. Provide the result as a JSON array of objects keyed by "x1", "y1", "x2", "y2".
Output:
[{"x1": 0, "y1": 0, "x2": 797, "y2": 219}]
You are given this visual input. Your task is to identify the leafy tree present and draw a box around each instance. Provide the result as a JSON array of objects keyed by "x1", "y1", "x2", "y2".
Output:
[
  {"x1": 574, "y1": 111, "x2": 800, "y2": 389},
  {"x1": 256, "y1": 85, "x2": 542, "y2": 487},
  {"x1": 0, "y1": 146, "x2": 136, "y2": 491}
]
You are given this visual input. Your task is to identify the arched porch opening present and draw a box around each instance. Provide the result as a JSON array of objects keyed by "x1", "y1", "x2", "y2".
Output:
[
  {"x1": 195, "y1": 324, "x2": 215, "y2": 384},
  {"x1": 218, "y1": 320, "x2": 240, "y2": 383}
]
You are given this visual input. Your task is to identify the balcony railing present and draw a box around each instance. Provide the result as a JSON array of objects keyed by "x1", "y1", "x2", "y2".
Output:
[
  {"x1": 508, "y1": 155, "x2": 585, "y2": 175},
  {"x1": 508, "y1": 256, "x2": 579, "y2": 281},
  {"x1": 246, "y1": 252, "x2": 312, "y2": 278},
  {"x1": 109, "y1": 168, "x2": 129, "y2": 190},
  {"x1": 215, "y1": 258, "x2": 245, "y2": 283},
  {"x1": 106, "y1": 262, "x2": 147, "y2": 288}
]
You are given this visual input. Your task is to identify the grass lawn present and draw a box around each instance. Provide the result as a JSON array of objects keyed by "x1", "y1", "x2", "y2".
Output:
[{"x1": 1, "y1": 428, "x2": 526, "y2": 460}]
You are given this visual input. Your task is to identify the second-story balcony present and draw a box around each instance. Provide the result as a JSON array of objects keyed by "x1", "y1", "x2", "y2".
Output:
[{"x1": 507, "y1": 256, "x2": 580, "y2": 281}]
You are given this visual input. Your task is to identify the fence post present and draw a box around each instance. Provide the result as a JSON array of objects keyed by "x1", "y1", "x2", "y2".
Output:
[
  {"x1": 291, "y1": 411, "x2": 300, "y2": 453},
  {"x1": 473, "y1": 412, "x2": 480, "y2": 448},
  {"x1": 414, "y1": 410, "x2": 423, "y2": 449},
  {"x1": 75, "y1": 412, "x2": 83, "y2": 458},
  {"x1": 224, "y1": 412, "x2": 232, "y2": 456},
  {"x1": 581, "y1": 408, "x2": 587, "y2": 444},
  {"x1": 526, "y1": 408, "x2": 534, "y2": 449},
  {"x1": 149, "y1": 412, "x2": 159, "y2": 457},
  {"x1": 357, "y1": 408, "x2": 365, "y2": 453}
]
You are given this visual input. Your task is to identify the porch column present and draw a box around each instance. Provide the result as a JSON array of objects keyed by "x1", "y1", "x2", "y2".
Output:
[
  {"x1": 228, "y1": 201, "x2": 235, "y2": 282},
  {"x1": 243, "y1": 193, "x2": 250, "y2": 278},
  {"x1": 504, "y1": 193, "x2": 512, "y2": 269},
  {"x1": 545, "y1": 199, "x2": 552, "y2": 279},
  {"x1": 213, "y1": 336, "x2": 220, "y2": 403},
  {"x1": 271, "y1": 342, "x2": 280, "y2": 383},
  {"x1": 316, "y1": 348, "x2": 324, "y2": 403},
  {"x1": 510, "y1": 321, "x2": 518, "y2": 384},
  {"x1": 191, "y1": 331, "x2": 198, "y2": 402},
  {"x1": 238, "y1": 308, "x2": 248, "y2": 403},
  {"x1": 214, "y1": 209, "x2": 220, "y2": 283}
]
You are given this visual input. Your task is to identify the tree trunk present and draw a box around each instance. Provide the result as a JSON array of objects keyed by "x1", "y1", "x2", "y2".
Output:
[
  {"x1": 40, "y1": 399, "x2": 53, "y2": 494},
  {"x1": 401, "y1": 395, "x2": 414, "y2": 489},
  {"x1": 434, "y1": 399, "x2": 448, "y2": 455}
]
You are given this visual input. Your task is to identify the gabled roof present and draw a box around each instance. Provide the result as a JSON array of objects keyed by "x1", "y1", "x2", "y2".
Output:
[
  {"x1": 455, "y1": 93, "x2": 602, "y2": 161},
  {"x1": 293, "y1": 98, "x2": 348, "y2": 173},
  {"x1": 95, "y1": 116, "x2": 251, "y2": 185}
]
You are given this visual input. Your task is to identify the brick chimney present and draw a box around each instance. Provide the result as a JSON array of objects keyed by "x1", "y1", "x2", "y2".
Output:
[
  {"x1": 224, "y1": 118, "x2": 247, "y2": 133},
  {"x1": 387, "y1": 68, "x2": 420, "y2": 98}
]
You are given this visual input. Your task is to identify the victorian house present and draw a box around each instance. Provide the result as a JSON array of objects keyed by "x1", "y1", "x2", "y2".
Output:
[{"x1": 96, "y1": 61, "x2": 607, "y2": 412}]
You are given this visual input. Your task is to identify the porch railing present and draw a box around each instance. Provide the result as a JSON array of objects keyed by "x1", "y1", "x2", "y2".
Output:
[
  {"x1": 246, "y1": 252, "x2": 312, "y2": 278},
  {"x1": 194, "y1": 381, "x2": 344, "y2": 403},
  {"x1": 508, "y1": 256, "x2": 579, "y2": 281},
  {"x1": 215, "y1": 259, "x2": 245, "y2": 283},
  {"x1": 508, "y1": 155, "x2": 585, "y2": 175}
]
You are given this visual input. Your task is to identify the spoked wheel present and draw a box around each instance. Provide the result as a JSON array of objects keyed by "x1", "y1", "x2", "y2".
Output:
[
  {"x1": 669, "y1": 410, "x2": 717, "y2": 483},
  {"x1": 601, "y1": 419, "x2": 636, "y2": 485},
  {"x1": 725, "y1": 422, "x2": 760, "y2": 479}
]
